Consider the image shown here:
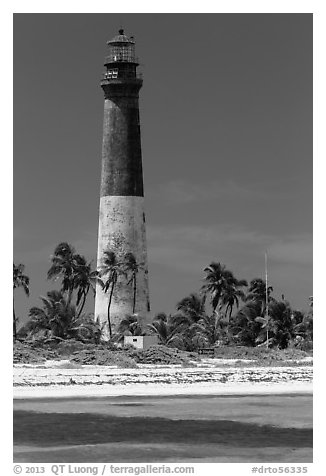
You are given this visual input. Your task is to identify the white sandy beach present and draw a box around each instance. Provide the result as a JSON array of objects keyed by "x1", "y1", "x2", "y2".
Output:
[
  {"x1": 14, "y1": 381, "x2": 312, "y2": 399},
  {"x1": 13, "y1": 360, "x2": 313, "y2": 399}
]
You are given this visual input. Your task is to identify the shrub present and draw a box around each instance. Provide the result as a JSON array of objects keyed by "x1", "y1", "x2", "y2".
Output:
[
  {"x1": 13, "y1": 341, "x2": 59, "y2": 364},
  {"x1": 124, "y1": 345, "x2": 197, "y2": 365},
  {"x1": 70, "y1": 348, "x2": 137, "y2": 368}
]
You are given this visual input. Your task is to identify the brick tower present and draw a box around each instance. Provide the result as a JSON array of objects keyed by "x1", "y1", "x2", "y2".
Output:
[{"x1": 95, "y1": 30, "x2": 150, "y2": 339}]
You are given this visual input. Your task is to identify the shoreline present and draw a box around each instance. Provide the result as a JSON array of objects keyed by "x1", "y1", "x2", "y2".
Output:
[
  {"x1": 13, "y1": 361, "x2": 313, "y2": 399},
  {"x1": 13, "y1": 381, "x2": 312, "y2": 399}
]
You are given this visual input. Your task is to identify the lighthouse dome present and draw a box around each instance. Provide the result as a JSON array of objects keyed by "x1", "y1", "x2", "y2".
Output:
[{"x1": 107, "y1": 29, "x2": 135, "y2": 45}]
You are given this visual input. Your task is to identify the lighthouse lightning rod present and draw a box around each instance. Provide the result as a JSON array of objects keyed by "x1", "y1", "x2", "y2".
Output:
[{"x1": 265, "y1": 251, "x2": 269, "y2": 348}]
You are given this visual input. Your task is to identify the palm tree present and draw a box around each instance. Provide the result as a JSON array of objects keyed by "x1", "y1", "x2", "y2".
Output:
[
  {"x1": 70, "y1": 313, "x2": 103, "y2": 344},
  {"x1": 28, "y1": 292, "x2": 103, "y2": 342},
  {"x1": 291, "y1": 299, "x2": 313, "y2": 348},
  {"x1": 255, "y1": 300, "x2": 293, "y2": 348},
  {"x1": 190, "y1": 312, "x2": 221, "y2": 348},
  {"x1": 293, "y1": 311, "x2": 313, "y2": 344},
  {"x1": 115, "y1": 314, "x2": 145, "y2": 343},
  {"x1": 73, "y1": 255, "x2": 103, "y2": 317},
  {"x1": 202, "y1": 263, "x2": 247, "y2": 320},
  {"x1": 29, "y1": 290, "x2": 77, "y2": 339},
  {"x1": 231, "y1": 300, "x2": 262, "y2": 346},
  {"x1": 245, "y1": 278, "x2": 274, "y2": 314},
  {"x1": 147, "y1": 313, "x2": 185, "y2": 348},
  {"x1": 245, "y1": 278, "x2": 275, "y2": 347},
  {"x1": 219, "y1": 271, "x2": 247, "y2": 319},
  {"x1": 160, "y1": 293, "x2": 208, "y2": 350},
  {"x1": 305, "y1": 297, "x2": 313, "y2": 341},
  {"x1": 176, "y1": 293, "x2": 206, "y2": 324},
  {"x1": 201, "y1": 262, "x2": 227, "y2": 312},
  {"x1": 47, "y1": 242, "x2": 77, "y2": 305},
  {"x1": 13, "y1": 263, "x2": 30, "y2": 340},
  {"x1": 48, "y1": 243, "x2": 102, "y2": 317},
  {"x1": 98, "y1": 250, "x2": 123, "y2": 338},
  {"x1": 123, "y1": 252, "x2": 142, "y2": 314},
  {"x1": 254, "y1": 315, "x2": 278, "y2": 347}
]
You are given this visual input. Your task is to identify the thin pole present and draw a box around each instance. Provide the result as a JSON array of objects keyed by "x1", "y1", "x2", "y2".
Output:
[{"x1": 265, "y1": 251, "x2": 269, "y2": 348}]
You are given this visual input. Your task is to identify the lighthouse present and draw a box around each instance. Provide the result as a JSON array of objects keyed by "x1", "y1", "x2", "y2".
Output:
[{"x1": 95, "y1": 30, "x2": 150, "y2": 339}]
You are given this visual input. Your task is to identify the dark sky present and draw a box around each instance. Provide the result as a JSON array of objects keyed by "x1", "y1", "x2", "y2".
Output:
[{"x1": 13, "y1": 13, "x2": 312, "y2": 323}]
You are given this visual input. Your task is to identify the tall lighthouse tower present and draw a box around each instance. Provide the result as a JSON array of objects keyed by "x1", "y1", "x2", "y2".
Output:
[{"x1": 95, "y1": 30, "x2": 150, "y2": 338}]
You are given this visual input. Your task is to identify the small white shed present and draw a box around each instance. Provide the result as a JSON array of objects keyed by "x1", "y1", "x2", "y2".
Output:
[{"x1": 124, "y1": 335, "x2": 158, "y2": 350}]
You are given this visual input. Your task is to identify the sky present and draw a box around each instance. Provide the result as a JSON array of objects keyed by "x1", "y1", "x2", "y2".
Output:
[{"x1": 13, "y1": 13, "x2": 313, "y2": 325}]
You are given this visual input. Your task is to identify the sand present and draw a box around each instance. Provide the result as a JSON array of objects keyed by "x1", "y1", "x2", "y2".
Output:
[{"x1": 13, "y1": 361, "x2": 313, "y2": 399}]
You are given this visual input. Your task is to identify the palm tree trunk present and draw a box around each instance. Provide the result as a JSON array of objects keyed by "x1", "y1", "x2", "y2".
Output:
[
  {"x1": 77, "y1": 284, "x2": 90, "y2": 318},
  {"x1": 77, "y1": 291, "x2": 87, "y2": 318},
  {"x1": 107, "y1": 283, "x2": 114, "y2": 338},
  {"x1": 13, "y1": 295, "x2": 17, "y2": 341},
  {"x1": 229, "y1": 304, "x2": 233, "y2": 320},
  {"x1": 67, "y1": 286, "x2": 74, "y2": 306},
  {"x1": 132, "y1": 275, "x2": 137, "y2": 314},
  {"x1": 212, "y1": 292, "x2": 221, "y2": 313}
]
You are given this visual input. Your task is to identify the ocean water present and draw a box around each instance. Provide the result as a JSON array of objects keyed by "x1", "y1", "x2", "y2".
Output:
[{"x1": 13, "y1": 394, "x2": 313, "y2": 463}]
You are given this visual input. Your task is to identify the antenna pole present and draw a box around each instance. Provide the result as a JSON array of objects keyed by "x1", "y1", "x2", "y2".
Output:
[{"x1": 265, "y1": 251, "x2": 269, "y2": 348}]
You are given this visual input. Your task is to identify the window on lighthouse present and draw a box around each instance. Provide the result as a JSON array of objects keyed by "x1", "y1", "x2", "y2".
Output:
[{"x1": 106, "y1": 69, "x2": 118, "y2": 79}]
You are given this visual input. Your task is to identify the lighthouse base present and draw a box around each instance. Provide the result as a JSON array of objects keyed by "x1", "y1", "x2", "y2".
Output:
[{"x1": 95, "y1": 195, "x2": 151, "y2": 340}]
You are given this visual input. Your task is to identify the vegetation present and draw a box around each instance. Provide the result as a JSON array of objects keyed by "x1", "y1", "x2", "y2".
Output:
[
  {"x1": 27, "y1": 291, "x2": 102, "y2": 343},
  {"x1": 202, "y1": 262, "x2": 247, "y2": 316},
  {"x1": 98, "y1": 250, "x2": 142, "y2": 338},
  {"x1": 115, "y1": 314, "x2": 145, "y2": 343},
  {"x1": 123, "y1": 252, "x2": 143, "y2": 314},
  {"x1": 148, "y1": 313, "x2": 186, "y2": 348},
  {"x1": 13, "y1": 339, "x2": 311, "y2": 367},
  {"x1": 125, "y1": 345, "x2": 198, "y2": 365},
  {"x1": 47, "y1": 242, "x2": 102, "y2": 314},
  {"x1": 14, "y1": 245, "x2": 313, "y2": 362},
  {"x1": 13, "y1": 263, "x2": 30, "y2": 341},
  {"x1": 16, "y1": 244, "x2": 103, "y2": 344},
  {"x1": 98, "y1": 250, "x2": 121, "y2": 338}
]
